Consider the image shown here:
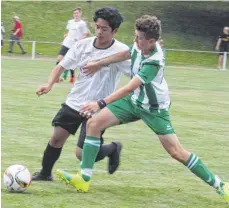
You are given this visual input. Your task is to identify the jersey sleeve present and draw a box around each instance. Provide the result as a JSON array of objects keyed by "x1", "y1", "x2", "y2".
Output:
[
  {"x1": 115, "y1": 60, "x2": 131, "y2": 77},
  {"x1": 136, "y1": 61, "x2": 160, "y2": 84},
  {"x1": 59, "y1": 42, "x2": 81, "y2": 70},
  {"x1": 66, "y1": 20, "x2": 71, "y2": 30}
]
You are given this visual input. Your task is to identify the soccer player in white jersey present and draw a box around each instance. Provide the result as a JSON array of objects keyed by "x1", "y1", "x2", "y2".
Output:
[
  {"x1": 56, "y1": 15, "x2": 229, "y2": 203},
  {"x1": 32, "y1": 7, "x2": 130, "y2": 181},
  {"x1": 56, "y1": 7, "x2": 90, "y2": 83}
]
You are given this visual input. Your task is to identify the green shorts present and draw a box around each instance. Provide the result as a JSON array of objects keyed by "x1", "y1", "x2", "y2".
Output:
[{"x1": 107, "y1": 96, "x2": 175, "y2": 135}]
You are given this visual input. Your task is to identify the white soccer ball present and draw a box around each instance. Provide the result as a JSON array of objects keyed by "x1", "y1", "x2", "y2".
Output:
[{"x1": 3, "y1": 164, "x2": 32, "y2": 192}]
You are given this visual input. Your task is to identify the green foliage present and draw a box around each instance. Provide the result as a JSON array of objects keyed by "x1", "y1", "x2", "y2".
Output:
[
  {"x1": 2, "y1": 1, "x2": 229, "y2": 47},
  {"x1": 1, "y1": 59, "x2": 229, "y2": 208},
  {"x1": 1, "y1": 1, "x2": 229, "y2": 67}
]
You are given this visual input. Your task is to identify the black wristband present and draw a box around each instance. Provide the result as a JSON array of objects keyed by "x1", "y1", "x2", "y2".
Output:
[{"x1": 97, "y1": 99, "x2": 107, "y2": 109}]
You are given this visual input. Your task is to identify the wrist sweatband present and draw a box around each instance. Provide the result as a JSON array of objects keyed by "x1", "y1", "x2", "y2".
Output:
[{"x1": 97, "y1": 99, "x2": 107, "y2": 109}]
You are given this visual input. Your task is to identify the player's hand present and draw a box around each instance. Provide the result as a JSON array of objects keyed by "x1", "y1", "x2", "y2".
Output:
[
  {"x1": 80, "y1": 102, "x2": 100, "y2": 118},
  {"x1": 83, "y1": 61, "x2": 101, "y2": 75},
  {"x1": 36, "y1": 84, "x2": 52, "y2": 96}
]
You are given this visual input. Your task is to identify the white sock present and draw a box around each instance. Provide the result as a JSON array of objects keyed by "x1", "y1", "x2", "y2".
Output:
[{"x1": 213, "y1": 175, "x2": 221, "y2": 189}]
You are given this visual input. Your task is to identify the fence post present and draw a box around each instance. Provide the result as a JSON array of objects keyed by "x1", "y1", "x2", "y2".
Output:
[
  {"x1": 31, "y1": 41, "x2": 36, "y2": 60},
  {"x1": 222, "y1": 52, "x2": 227, "y2": 71}
]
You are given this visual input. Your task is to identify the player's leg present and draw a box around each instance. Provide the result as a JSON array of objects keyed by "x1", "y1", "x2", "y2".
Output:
[
  {"x1": 56, "y1": 45, "x2": 69, "y2": 81},
  {"x1": 218, "y1": 54, "x2": 223, "y2": 70},
  {"x1": 8, "y1": 40, "x2": 15, "y2": 53},
  {"x1": 159, "y1": 133, "x2": 228, "y2": 202},
  {"x1": 56, "y1": 97, "x2": 139, "y2": 191},
  {"x1": 80, "y1": 96, "x2": 139, "y2": 183},
  {"x1": 32, "y1": 104, "x2": 83, "y2": 181},
  {"x1": 69, "y1": 69, "x2": 75, "y2": 83},
  {"x1": 56, "y1": 107, "x2": 120, "y2": 192},
  {"x1": 16, "y1": 38, "x2": 26, "y2": 54},
  {"x1": 142, "y1": 108, "x2": 228, "y2": 202},
  {"x1": 75, "y1": 119, "x2": 122, "y2": 174}
]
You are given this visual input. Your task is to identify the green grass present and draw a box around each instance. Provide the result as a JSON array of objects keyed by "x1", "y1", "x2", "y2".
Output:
[{"x1": 1, "y1": 58, "x2": 229, "y2": 208}]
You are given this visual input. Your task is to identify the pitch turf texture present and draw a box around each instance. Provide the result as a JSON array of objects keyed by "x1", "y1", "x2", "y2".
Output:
[{"x1": 1, "y1": 58, "x2": 229, "y2": 208}]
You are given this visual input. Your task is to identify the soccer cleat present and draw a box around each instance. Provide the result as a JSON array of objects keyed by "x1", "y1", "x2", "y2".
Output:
[
  {"x1": 56, "y1": 169, "x2": 91, "y2": 192},
  {"x1": 108, "y1": 142, "x2": 122, "y2": 174},
  {"x1": 216, "y1": 182, "x2": 229, "y2": 203},
  {"x1": 32, "y1": 171, "x2": 53, "y2": 181},
  {"x1": 69, "y1": 76, "x2": 75, "y2": 84}
]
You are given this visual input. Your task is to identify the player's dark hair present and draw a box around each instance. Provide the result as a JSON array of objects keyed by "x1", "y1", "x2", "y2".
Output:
[
  {"x1": 93, "y1": 7, "x2": 123, "y2": 31},
  {"x1": 135, "y1": 15, "x2": 161, "y2": 40}
]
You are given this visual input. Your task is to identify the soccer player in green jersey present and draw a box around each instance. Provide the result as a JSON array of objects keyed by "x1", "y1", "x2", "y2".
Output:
[{"x1": 56, "y1": 15, "x2": 229, "y2": 203}]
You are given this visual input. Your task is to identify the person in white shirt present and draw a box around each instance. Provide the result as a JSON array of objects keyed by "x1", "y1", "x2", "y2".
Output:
[
  {"x1": 56, "y1": 7, "x2": 90, "y2": 83},
  {"x1": 1, "y1": 22, "x2": 5, "y2": 48},
  {"x1": 32, "y1": 7, "x2": 130, "y2": 181}
]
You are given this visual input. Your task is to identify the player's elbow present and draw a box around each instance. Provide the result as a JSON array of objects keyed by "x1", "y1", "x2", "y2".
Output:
[{"x1": 124, "y1": 85, "x2": 134, "y2": 95}]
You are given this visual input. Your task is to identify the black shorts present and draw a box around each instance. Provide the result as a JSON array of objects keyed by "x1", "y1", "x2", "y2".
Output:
[
  {"x1": 78, "y1": 119, "x2": 104, "y2": 149},
  {"x1": 52, "y1": 103, "x2": 104, "y2": 148},
  {"x1": 219, "y1": 46, "x2": 229, "y2": 55},
  {"x1": 58, "y1": 45, "x2": 69, "y2": 56}
]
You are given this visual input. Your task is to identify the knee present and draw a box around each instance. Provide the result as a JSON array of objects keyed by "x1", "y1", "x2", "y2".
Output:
[
  {"x1": 50, "y1": 135, "x2": 63, "y2": 148},
  {"x1": 86, "y1": 118, "x2": 101, "y2": 132},
  {"x1": 75, "y1": 148, "x2": 82, "y2": 161}
]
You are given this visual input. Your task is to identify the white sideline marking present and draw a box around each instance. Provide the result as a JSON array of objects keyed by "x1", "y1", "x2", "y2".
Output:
[{"x1": 30, "y1": 168, "x2": 191, "y2": 176}]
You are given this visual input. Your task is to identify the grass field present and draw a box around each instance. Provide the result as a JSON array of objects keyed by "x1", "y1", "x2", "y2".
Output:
[{"x1": 1, "y1": 58, "x2": 229, "y2": 208}]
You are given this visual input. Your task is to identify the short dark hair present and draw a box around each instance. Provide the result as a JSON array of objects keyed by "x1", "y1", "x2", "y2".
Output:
[
  {"x1": 93, "y1": 7, "x2": 123, "y2": 31},
  {"x1": 135, "y1": 15, "x2": 161, "y2": 40},
  {"x1": 73, "y1": 7, "x2": 82, "y2": 12}
]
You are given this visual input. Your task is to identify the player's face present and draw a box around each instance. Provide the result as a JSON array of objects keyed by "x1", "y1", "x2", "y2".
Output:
[
  {"x1": 94, "y1": 18, "x2": 117, "y2": 44},
  {"x1": 73, "y1": 10, "x2": 81, "y2": 19},
  {"x1": 223, "y1": 27, "x2": 229, "y2": 34},
  {"x1": 134, "y1": 30, "x2": 155, "y2": 51}
]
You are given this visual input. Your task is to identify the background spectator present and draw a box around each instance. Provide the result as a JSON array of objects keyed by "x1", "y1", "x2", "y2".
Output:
[
  {"x1": 215, "y1": 26, "x2": 229, "y2": 70},
  {"x1": 8, "y1": 16, "x2": 26, "y2": 54},
  {"x1": 1, "y1": 22, "x2": 5, "y2": 48}
]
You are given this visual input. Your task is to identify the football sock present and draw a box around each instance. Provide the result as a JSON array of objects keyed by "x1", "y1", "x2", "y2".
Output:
[
  {"x1": 70, "y1": 69, "x2": 74, "y2": 78},
  {"x1": 63, "y1": 70, "x2": 68, "y2": 80},
  {"x1": 41, "y1": 143, "x2": 62, "y2": 176},
  {"x1": 81, "y1": 136, "x2": 100, "y2": 181},
  {"x1": 95, "y1": 143, "x2": 116, "y2": 162},
  {"x1": 185, "y1": 153, "x2": 221, "y2": 188}
]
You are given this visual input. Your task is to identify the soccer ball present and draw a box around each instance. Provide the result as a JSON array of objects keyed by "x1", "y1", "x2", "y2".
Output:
[{"x1": 3, "y1": 164, "x2": 32, "y2": 192}]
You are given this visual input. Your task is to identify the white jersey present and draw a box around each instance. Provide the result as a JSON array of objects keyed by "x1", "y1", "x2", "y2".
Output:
[
  {"x1": 1, "y1": 23, "x2": 5, "y2": 40},
  {"x1": 59, "y1": 37, "x2": 131, "y2": 111},
  {"x1": 62, "y1": 19, "x2": 88, "y2": 48}
]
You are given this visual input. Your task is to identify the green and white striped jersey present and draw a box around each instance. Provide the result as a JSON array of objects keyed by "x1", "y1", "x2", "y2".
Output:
[{"x1": 129, "y1": 42, "x2": 170, "y2": 111}]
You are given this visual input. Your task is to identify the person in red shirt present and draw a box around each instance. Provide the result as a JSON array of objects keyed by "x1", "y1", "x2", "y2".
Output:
[{"x1": 8, "y1": 16, "x2": 26, "y2": 54}]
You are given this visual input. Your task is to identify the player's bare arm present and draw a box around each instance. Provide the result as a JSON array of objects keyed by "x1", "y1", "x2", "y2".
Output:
[
  {"x1": 83, "y1": 49, "x2": 130, "y2": 75},
  {"x1": 80, "y1": 76, "x2": 142, "y2": 116},
  {"x1": 215, "y1": 38, "x2": 221, "y2": 50},
  {"x1": 36, "y1": 65, "x2": 65, "y2": 96}
]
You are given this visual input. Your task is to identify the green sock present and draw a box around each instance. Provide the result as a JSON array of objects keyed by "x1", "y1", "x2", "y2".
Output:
[
  {"x1": 81, "y1": 136, "x2": 100, "y2": 181},
  {"x1": 185, "y1": 153, "x2": 217, "y2": 187},
  {"x1": 63, "y1": 70, "x2": 68, "y2": 80}
]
